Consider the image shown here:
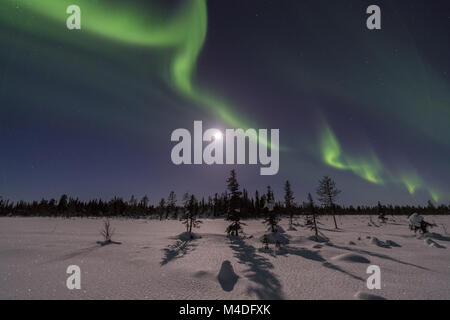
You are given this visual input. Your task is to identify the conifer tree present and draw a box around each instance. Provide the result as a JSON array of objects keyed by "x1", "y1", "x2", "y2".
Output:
[
  {"x1": 307, "y1": 193, "x2": 318, "y2": 236},
  {"x1": 226, "y1": 170, "x2": 242, "y2": 236},
  {"x1": 182, "y1": 194, "x2": 201, "y2": 238},
  {"x1": 140, "y1": 195, "x2": 149, "y2": 216},
  {"x1": 377, "y1": 201, "x2": 387, "y2": 223},
  {"x1": 284, "y1": 181, "x2": 295, "y2": 227},
  {"x1": 255, "y1": 190, "x2": 261, "y2": 217},
  {"x1": 264, "y1": 186, "x2": 279, "y2": 232},
  {"x1": 57, "y1": 194, "x2": 68, "y2": 213},
  {"x1": 316, "y1": 176, "x2": 341, "y2": 229},
  {"x1": 158, "y1": 198, "x2": 166, "y2": 220},
  {"x1": 167, "y1": 191, "x2": 177, "y2": 219}
]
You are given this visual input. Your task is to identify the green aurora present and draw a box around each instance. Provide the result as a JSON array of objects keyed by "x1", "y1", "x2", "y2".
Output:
[
  {"x1": 3, "y1": 0, "x2": 253, "y2": 129},
  {"x1": 321, "y1": 123, "x2": 442, "y2": 201},
  {"x1": 1, "y1": 0, "x2": 447, "y2": 203}
]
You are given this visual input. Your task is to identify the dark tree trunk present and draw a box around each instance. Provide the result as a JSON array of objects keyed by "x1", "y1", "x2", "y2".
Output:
[
  {"x1": 331, "y1": 203, "x2": 338, "y2": 229},
  {"x1": 313, "y1": 213, "x2": 318, "y2": 236}
]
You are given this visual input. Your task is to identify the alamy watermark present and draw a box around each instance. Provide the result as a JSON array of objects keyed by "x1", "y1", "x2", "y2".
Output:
[
  {"x1": 65, "y1": 4, "x2": 380, "y2": 31},
  {"x1": 170, "y1": 121, "x2": 279, "y2": 175},
  {"x1": 66, "y1": 265, "x2": 81, "y2": 290},
  {"x1": 366, "y1": 265, "x2": 381, "y2": 290},
  {"x1": 366, "y1": 5, "x2": 381, "y2": 30},
  {"x1": 66, "y1": 5, "x2": 81, "y2": 30}
]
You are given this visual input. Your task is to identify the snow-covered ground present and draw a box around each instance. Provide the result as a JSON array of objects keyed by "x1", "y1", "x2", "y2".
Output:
[{"x1": 1, "y1": 215, "x2": 449, "y2": 300}]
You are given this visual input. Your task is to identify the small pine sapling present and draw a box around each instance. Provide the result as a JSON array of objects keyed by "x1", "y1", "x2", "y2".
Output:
[{"x1": 262, "y1": 234, "x2": 269, "y2": 250}]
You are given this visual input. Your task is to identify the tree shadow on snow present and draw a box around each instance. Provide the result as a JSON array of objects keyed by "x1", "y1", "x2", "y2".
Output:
[
  {"x1": 229, "y1": 238, "x2": 284, "y2": 300},
  {"x1": 61, "y1": 245, "x2": 101, "y2": 260},
  {"x1": 421, "y1": 233, "x2": 450, "y2": 242},
  {"x1": 96, "y1": 240, "x2": 122, "y2": 246},
  {"x1": 53, "y1": 238, "x2": 122, "y2": 262},
  {"x1": 42, "y1": 244, "x2": 101, "y2": 264},
  {"x1": 277, "y1": 246, "x2": 364, "y2": 281},
  {"x1": 319, "y1": 227, "x2": 344, "y2": 233},
  {"x1": 160, "y1": 239, "x2": 198, "y2": 266},
  {"x1": 325, "y1": 243, "x2": 430, "y2": 270}
]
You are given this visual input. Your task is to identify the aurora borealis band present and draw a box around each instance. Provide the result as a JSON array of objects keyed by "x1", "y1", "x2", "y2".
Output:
[{"x1": 0, "y1": 0, "x2": 449, "y2": 204}]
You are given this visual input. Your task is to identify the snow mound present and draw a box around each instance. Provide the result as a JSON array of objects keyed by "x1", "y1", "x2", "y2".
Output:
[
  {"x1": 266, "y1": 225, "x2": 286, "y2": 233},
  {"x1": 331, "y1": 253, "x2": 370, "y2": 264},
  {"x1": 193, "y1": 270, "x2": 210, "y2": 278},
  {"x1": 386, "y1": 240, "x2": 401, "y2": 247},
  {"x1": 178, "y1": 232, "x2": 201, "y2": 241},
  {"x1": 424, "y1": 238, "x2": 445, "y2": 249},
  {"x1": 370, "y1": 237, "x2": 388, "y2": 248},
  {"x1": 217, "y1": 260, "x2": 239, "y2": 292},
  {"x1": 354, "y1": 291, "x2": 386, "y2": 300},
  {"x1": 260, "y1": 232, "x2": 289, "y2": 244},
  {"x1": 307, "y1": 235, "x2": 329, "y2": 243}
]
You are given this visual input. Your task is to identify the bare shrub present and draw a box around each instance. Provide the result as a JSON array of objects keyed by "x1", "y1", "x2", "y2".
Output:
[{"x1": 100, "y1": 219, "x2": 114, "y2": 243}]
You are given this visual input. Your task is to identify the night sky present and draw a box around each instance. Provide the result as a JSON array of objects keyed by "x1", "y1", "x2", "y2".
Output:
[{"x1": 0, "y1": 0, "x2": 449, "y2": 205}]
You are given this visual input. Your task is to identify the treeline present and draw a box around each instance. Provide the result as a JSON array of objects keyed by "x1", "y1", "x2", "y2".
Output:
[{"x1": 0, "y1": 174, "x2": 448, "y2": 218}]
